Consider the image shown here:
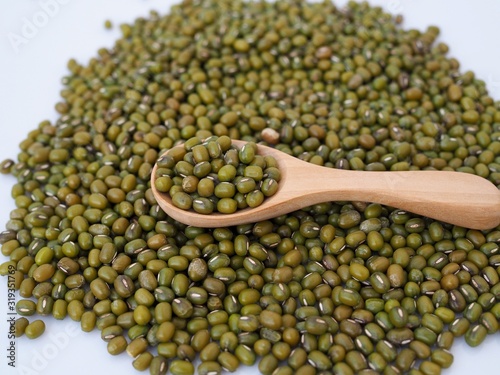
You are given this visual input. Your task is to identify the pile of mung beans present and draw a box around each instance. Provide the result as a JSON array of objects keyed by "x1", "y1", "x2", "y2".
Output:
[
  {"x1": 1, "y1": 0, "x2": 500, "y2": 374},
  {"x1": 155, "y1": 135, "x2": 280, "y2": 214}
]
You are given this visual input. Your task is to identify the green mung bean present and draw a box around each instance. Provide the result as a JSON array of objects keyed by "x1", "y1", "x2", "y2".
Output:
[
  {"x1": 465, "y1": 324, "x2": 488, "y2": 347},
  {"x1": 198, "y1": 361, "x2": 222, "y2": 375},
  {"x1": 15, "y1": 317, "x2": 29, "y2": 337},
  {"x1": 2, "y1": 1, "x2": 500, "y2": 374},
  {"x1": 24, "y1": 320, "x2": 45, "y2": 339},
  {"x1": 16, "y1": 299, "x2": 36, "y2": 316},
  {"x1": 107, "y1": 335, "x2": 128, "y2": 356},
  {"x1": 169, "y1": 360, "x2": 194, "y2": 375}
]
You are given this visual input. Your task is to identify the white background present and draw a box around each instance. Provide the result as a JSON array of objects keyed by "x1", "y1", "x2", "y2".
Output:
[{"x1": 1, "y1": 1, "x2": 500, "y2": 374}]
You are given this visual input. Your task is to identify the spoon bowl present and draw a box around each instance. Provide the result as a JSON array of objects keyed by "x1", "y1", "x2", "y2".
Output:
[{"x1": 152, "y1": 140, "x2": 500, "y2": 229}]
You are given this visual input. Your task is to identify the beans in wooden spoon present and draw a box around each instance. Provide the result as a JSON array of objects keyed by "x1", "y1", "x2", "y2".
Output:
[{"x1": 152, "y1": 140, "x2": 500, "y2": 229}]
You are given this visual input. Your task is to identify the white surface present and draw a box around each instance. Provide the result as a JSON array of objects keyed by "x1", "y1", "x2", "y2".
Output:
[{"x1": 0, "y1": 1, "x2": 499, "y2": 374}]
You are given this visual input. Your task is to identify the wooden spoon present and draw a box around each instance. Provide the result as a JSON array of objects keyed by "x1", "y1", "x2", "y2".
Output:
[{"x1": 151, "y1": 140, "x2": 500, "y2": 229}]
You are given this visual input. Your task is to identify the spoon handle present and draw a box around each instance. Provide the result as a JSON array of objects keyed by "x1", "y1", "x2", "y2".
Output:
[{"x1": 303, "y1": 167, "x2": 500, "y2": 229}]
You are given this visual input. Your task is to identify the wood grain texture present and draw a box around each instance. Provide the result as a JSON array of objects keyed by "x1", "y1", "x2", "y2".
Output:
[{"x1": 152, "y1": 140, "x2": 500, "y2": 229}]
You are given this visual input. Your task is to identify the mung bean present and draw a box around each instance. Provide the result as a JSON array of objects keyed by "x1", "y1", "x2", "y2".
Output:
[{"x1": 1, "y1": 1, "x2": 500, "y2": 375}]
